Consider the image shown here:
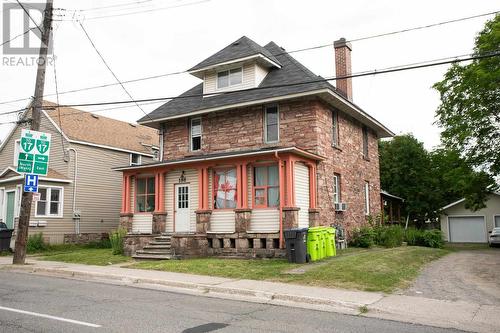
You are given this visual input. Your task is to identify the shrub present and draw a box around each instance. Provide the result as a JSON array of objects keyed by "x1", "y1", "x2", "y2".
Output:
[
  {"x1": 27, "y1": 233, "x2": 48, "y2": 253},
  {"x1": 350, "y1": 226, "x2": 375, "y2": 248},
  {"x1": 109, "y1": 228, "x2": 127, "y2": 255},
  {"x1": 85, "y1": 238, "x2": 111, "y2": 249},
  {"x1": 404, "y1": 227, "x2": 421, "y2": 246},
  {"x1": 421, "y1": 229, "x2": 444, "y2": 248},
  {"x1": 376, "y1": 225, "x2": 404, "y2": 248}
]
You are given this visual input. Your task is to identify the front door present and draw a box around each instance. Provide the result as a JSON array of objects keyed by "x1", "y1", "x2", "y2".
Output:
[
  {"x1": 175, "y1": 184, "x2": 190, "y2": 233},
  {"x1": 5, "y1": 191, "x2": 15, "y2": 229}
]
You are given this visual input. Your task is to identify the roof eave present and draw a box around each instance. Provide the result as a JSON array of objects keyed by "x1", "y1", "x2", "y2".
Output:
[
  {"x1": 138, "y1": 87, "x2": 394, "y2": 138},
  {"x1": 188, "y1": 54, "x2": 281, "y2": 78}
]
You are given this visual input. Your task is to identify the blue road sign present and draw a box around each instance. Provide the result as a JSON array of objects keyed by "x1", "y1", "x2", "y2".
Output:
[{"x1": 24, "y1": 173, "x2": 39, "y2": 193}]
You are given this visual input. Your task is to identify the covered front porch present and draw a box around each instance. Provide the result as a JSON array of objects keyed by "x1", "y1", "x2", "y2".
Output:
[{"x1": 116, "y1": 147, "x2": 323, "y2": 258}]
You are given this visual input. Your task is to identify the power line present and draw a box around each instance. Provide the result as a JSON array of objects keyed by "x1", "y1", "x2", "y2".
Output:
[
  {"x1": 78, "y1": 0, "x2": 153, "y2": 12},
  {"x1": 1, "y1": 10, "x2": 497, "y2": 108},
  {"x1": 0, "y1": 27, "x2": 36, "y2": 47},
  {"x1": 78, "y1": 22, "x2": 154, "y2": 122},
  {"x1": 15, "y1": 0, "x2": 43, "y2": 34},
  {"x1": 0, "y1": 49, "x2": 497, "y2": 124}
]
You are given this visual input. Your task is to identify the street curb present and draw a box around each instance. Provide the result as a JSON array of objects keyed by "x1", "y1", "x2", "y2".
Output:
[{"x1": 0, "y1": 265, "x2": 363, "y2": 315}]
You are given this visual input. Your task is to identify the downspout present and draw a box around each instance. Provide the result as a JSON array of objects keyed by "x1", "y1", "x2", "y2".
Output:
[
  {"x1": 159, "y1": 124, "x2": 165, "y2": 162},
  {"x1": 67, "y1": 148, "x2": 79, "y2": 234},
  {"x1": 275, "y1": 151, "x2": 284, "y2": 248}
]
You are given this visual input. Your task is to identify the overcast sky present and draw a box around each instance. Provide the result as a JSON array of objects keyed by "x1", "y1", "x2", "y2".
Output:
[{"x1": 0, "y1": 0, "x2": 497, "y2": 149}]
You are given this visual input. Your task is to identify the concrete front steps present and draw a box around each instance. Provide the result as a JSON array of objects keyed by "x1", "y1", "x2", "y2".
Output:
[{"x1": 132, "y1": 235, "x2": 180, "y2": 260}]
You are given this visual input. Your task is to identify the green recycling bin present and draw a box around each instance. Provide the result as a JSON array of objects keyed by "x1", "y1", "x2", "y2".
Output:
[
  {"x1": 319, "y1": 227, "x2": 327, "y2": 259},
  {"x1": 326, "y1": 227, "x2": 336, "y2": 257},
  {"x1": 307, "y1": 227, "x2": 322, "y2": 262}
]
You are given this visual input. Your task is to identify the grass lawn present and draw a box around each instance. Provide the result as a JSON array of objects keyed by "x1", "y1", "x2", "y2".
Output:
[
  {"x1": 132, "y1": 246, "x2": 449, "y2": 293},
  {"x1": 34, "y1": 245, "x2": 130, "y2": 266}
]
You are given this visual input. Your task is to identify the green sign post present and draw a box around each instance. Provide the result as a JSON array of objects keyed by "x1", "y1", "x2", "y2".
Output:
[{"x1": 17, "y1": 129, "x2": 51, "y2": 176}]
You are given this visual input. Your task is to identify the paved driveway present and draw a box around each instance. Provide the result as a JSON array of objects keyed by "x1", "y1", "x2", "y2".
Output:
[{"x1": 404, "y1": 249, "x2": 500, "y2": 305}]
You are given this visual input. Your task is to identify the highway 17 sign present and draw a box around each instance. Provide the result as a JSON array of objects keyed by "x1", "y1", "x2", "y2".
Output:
[{"x1": 17, "y1": 129, "x2": 51, "y2": 176}]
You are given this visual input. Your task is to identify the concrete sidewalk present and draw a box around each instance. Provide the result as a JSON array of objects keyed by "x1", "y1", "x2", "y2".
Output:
[{"x1": 1, "y1": 257, "x2": 498, "y2": 333}]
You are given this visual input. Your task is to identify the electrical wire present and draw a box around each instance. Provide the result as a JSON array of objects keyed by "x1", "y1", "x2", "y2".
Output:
[
  {"x1": 15, "y1": 0, "x2": 43, "y2": 34},
  {"x1": 1, "y1": 10, "x2": 497, "y2": 107},
  {"x1": 0, "y1": 49, "x2": 497, "y2": 124},
  {"x1": 78, "y1": 21, "x2": 154, "y2": 122},
  {"x1": 0, "y1": 27, "x2": 37, "y2": 47}
]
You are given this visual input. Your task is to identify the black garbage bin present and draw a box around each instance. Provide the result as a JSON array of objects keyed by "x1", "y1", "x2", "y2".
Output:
[
  {"x1": 284, "y1": 228, "x2": 308, "y2": 263},
  {"x1": 0, "y1": 222, "x2": 13, "y2": 252}
]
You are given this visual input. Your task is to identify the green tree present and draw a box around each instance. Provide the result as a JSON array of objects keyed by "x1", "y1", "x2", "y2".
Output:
[
  {"x1": 379, "y1": 135, "x2": 435, "y2": 223},
  {"x1": 433, "y1": 14, "x2": 500, "y2": 176},
  {"x1": 379, "y1": 135, "x2": 496, "y2": 224}
]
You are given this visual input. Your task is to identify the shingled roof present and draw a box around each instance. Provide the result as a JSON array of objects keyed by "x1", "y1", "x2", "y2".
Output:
[
  {"x1": 42, "y1": 101, "x2": 159, "y2": 155},
  {"x1": 140, "y1": 37, "x2": 393, "y2": 137},
  {"x1": 141, "y1": 41, "x2": 332, "y2": 121},
  {"x1": 189, "y1": 36, "x2": 281, "y2": 72}
]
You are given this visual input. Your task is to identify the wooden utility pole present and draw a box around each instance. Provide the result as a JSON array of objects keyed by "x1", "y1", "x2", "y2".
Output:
[{"x1": 13, "y1": 0, "x2": 53, "y2": 265}]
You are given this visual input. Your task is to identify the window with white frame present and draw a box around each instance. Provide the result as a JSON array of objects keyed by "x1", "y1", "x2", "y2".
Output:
[
  {"x1": 36, "y1": 187, "x2": 63, "y2": 217},
  {"x1": 130, "y1": 153, "x2": 141, "y2": 166},
  {"x1": 495, "y1": 215, "x2": 500, "y2": 228},
  {"x1": 217, "y1": 67, "x2": 242, "y2": 89},
  {"x1": 190, "y1": 118, "x2": 202, "y2": 151},
  {"x1": 13, "y1": 139, "x2": 20, "y2": 166},
  {"x1": 364, "y1": 181, "x2": 370, "y2": 215},
  {"x1": 264, "y1": 105, "x2": 279, "y2": 143},
  {"x1": 333, "y1": 174, "x2": 341, "y2": 204}
]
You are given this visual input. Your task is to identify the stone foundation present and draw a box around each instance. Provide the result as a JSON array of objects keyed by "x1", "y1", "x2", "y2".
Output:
[
  {"x1": 152, "y1": 212, "x2": 167, "y2": 234},
  {"x1": 170, "y1": 232, "x2": 285, "y2": 259},
  {"x1": 63, "y1": 233, "x2": 108, "y2": 245},
  {"x1": 123, "y1": 234, "x2": 155, "y2": 256},
  {"x1": 119, "y1": 213, "x2": 133, "y2": 232}
]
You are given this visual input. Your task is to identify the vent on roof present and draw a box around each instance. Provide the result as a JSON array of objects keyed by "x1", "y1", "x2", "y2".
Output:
[
  {"x1": 129, "y1": 123, "x2": 137, "y2": 127},
  {"x1": 91, "y1": 114, "x2": 99, "y2": 119},
  {"x1": 232, "y1": 41, "x2": 240, "y2": 46}
]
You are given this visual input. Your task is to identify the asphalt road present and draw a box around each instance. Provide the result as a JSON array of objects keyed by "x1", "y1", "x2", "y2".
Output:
[{"x1": 0, "y1": 272, "x2": 466, "y2": 333}]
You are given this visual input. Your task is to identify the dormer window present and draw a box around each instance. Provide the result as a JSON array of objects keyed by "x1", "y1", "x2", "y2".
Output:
[{"x1": 217, "y1": 67, "x2": 242, "y2": 89}]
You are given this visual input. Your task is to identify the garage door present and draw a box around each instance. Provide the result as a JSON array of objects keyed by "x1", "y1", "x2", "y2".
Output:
[{"x1": 449, "y1": 216, "x2": 486, "y2": 243}]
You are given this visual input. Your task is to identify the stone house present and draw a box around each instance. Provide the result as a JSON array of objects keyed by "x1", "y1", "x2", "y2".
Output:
[
  {"x1": 116, "y1": 36, "x2": 393, "y2": 258},
  {"x1": 0, "y1": 102, "x2": 158, "y2": 245}
]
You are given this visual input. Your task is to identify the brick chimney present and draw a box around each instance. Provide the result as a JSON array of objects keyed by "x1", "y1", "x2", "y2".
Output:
[{"x1": 334, "y1": 37, "x2": 352, "y2": 101}]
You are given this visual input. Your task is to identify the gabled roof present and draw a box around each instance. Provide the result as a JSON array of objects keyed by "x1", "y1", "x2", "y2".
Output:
[
  {"x1": 0, "y1": 166, "x2": 71, "y2": 183},
  {"x1": 140, "y1": 39, "x2": 394, "y2": 138},
  {"x1": 42, "y1": 101, "x2": 159, "y2": 155},
  {"x1": 440, "y1": 192, "x2": 500, "y2": 211},
  {"x1": 188, "y1": 36, "x2": 282, "y2": 73}
]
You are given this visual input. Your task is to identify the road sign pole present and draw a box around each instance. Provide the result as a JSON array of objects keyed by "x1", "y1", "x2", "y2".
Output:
[{"x1": 13, "y1": 0, "x2": 53, "y2": 265}]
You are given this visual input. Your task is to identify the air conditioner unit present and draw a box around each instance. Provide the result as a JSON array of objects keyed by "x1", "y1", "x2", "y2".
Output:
[{"x1": 335, "y1": 203, "x2": 348, "y2": 211}]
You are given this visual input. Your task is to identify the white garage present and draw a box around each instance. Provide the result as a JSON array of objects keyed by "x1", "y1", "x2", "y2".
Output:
[
  {"x1": 448, "y1": 216, "x2": 486, "y2": 243},
  {"x1": 440, "y1": 193, "x2": 500, "y2": 243}
]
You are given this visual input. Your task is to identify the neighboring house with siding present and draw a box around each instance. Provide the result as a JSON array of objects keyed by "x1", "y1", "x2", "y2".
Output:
[
  {"x1": 116, "y1": 36, "x2": 394, "y2": 259},
  {"x1": 440, "y1": 192, "x2": 500, "y2": 243},
  {"x1": 0, "y1": 101, "x2": 159, "y2": 244}
]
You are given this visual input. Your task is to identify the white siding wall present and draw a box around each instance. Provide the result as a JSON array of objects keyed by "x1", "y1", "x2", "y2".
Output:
[
  {"x1": 249, "y1": 209, "x2": 279, "y2": 233},
  {"x1": 295, "y1": 162, "x2": 310, "y2": 228},
  {"x1": 255, "y1": 63, "x2": 269, "y2": 86},
  {"x1": 203, "y1": 62, "x2": 256, "y2": 95},
  {"x1": 132, "y1": 214, "x2": 152, "y2": 234},
  {"x1": 209, "y1": 210, "x2": 235, "y2": 233},
  {"x1": 165, "y1": 169, "x2": 198, "y2": 233}
]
